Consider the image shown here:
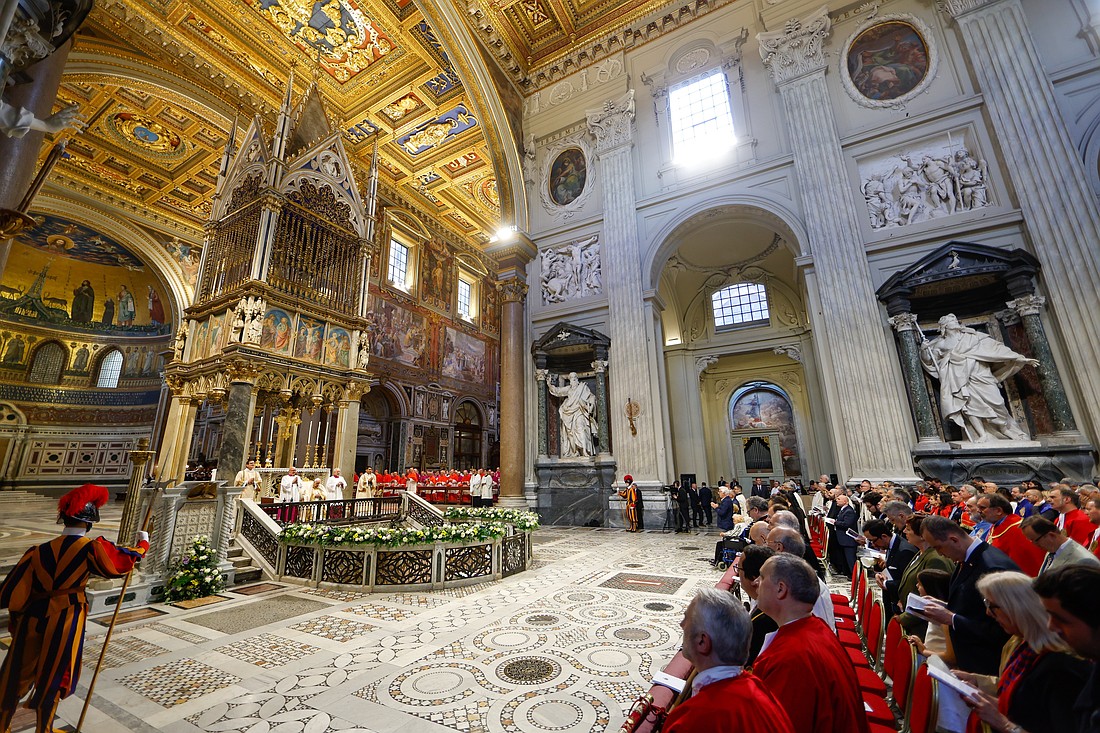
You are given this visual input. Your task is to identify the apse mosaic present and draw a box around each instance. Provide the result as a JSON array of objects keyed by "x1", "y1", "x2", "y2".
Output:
[
  {"x1": 244, "y1": 0, "x2": 398, "y2": 82},
  {"x1": 0, "y1": 215, "x2": 170, "y2": 332},
  {"x1": 730, "y1": 386, "x2": 801, "y2": 476}
]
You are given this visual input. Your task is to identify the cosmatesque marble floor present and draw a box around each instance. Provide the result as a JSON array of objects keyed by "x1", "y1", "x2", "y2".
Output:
[{"x1": 1, "y1": 499, "x2": 850, "y2": 733}]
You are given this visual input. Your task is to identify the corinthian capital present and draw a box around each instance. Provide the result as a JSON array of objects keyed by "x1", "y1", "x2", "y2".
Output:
[
  {"x1": 888, "y1": 313, "x2": 919, "y2": 333},
  {"x1": 937, "y1": 0, "x2": 997, "y2": 20},
  {"x1": 497, "y1": 279, "x2": 529, "y2": 303},
  {"x1": 1007, "y1": 294, "x2": 1046, "y2": 317},
  {"x1": 586, "y1": 90, "x2": 636, "y2": 153},
  {"x1": 757, "y1": 6, "x2": 832, "y2": 85}
]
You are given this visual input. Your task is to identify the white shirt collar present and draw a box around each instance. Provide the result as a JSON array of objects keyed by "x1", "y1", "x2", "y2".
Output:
[
  {"x1": 61, "y1": 526, "x2": 87, "y2": 536},
  {"x1": 691, "y1": 665, "x2": 743, "y2": 694}
]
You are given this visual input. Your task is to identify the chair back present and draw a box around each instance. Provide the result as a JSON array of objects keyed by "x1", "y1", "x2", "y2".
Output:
[
  {"x1": 849, "y1": 562, "x2": 861, "y2": 601},
  {"x1": 882, "y1": 617, "x2": 902, "y2": 679},
  {"x1": 907, "y1": 663, "x2": 939, "y2": 733},
  {"x1": 891, "y1": 639, "x2": 919, "y2": 717},
  {"x1": 865, "y1": 600, "x2": 887, "y2": 664}
]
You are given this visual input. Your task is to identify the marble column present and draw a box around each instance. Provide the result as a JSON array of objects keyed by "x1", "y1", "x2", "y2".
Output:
[
  {"x1": 758, "y1": 8, "x2": 916, "y2": 480},
  {"x1": 497, "y1": 280, "x2": 530, "y2": 507},
  {"x1": 666, "y1": 352, "x2": 712, "y2": 478},
  {"x1": 158, "y1": 394, "x2": 199, "y2": 485},
  {"x1": 941, "y1": 0, "x2": 1100, "y2": 441},
  {"x1": 118, "y1": 437, "x2": 155, "y2": 545},
  {"x1": 216, "y1": 372, "x2": 258, "y2": 482},
  {"x1": 534, "y1": 367, "x2": 550, "y2": 458},
  {"x1": 888, "y1": 313, "x2": 940, "y2": 442},
  {"x1": 591, "y1": 359, "x2": 611, "y2": 455},
  {"x1": 1006, "y1": 295, "x2": 1076, "y2": 434},
  {"x1": 586, "y1": 91, "x2": 662, "y2": 482},
  {"x1": 333, "y1": 382, "x2": 367, "y2": 494}
]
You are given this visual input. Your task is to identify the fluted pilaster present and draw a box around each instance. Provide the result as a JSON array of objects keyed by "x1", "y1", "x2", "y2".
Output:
[
  {"x1": 759, "y1": 8, "x2": 915, "y2": 479},
  {"x1": 586, "y1": 91, "x2": 661, "y2": 481}
]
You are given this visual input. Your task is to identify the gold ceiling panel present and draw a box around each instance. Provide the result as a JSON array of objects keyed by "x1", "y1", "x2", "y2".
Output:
[{"x1": 49, "y1": 0, "x2": 506, "y2": 246}]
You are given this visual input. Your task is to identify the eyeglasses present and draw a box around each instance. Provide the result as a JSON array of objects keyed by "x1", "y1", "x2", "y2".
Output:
[{"x1": 983, "y1": 598, "x2": 1001, "y2": 612}]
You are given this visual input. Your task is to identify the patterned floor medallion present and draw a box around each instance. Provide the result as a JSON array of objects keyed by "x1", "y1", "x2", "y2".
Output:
[
  {"x1": 598, "y1": 572, "x2": 687, "y2": 595},
  {"x1": 497, "y1": 656, "x2": 561, "y2": 684}
]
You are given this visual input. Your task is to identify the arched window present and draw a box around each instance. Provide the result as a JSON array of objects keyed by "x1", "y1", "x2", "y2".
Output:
[
  {"x1": 712, "y1": 282, "x2": 769, "y2": 329},
  {"x1": 453, "y1": 401, "x2": 483, "y2": 470},
  {"x1": 27, "y1": 342, "x2": 66, "y2": 385},
  {"x1": 96, "y1": 349, "x2": 124, "y2": 388}
]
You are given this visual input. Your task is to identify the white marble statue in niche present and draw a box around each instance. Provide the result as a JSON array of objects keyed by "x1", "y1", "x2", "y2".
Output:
[
  {"x1": 540, "y1": 235, "x2": 601, "y2": 305},
  {"x1": 547, "y1": 372, "x2": 597, "y2": 458},
  {"x1": 862, "y1": 147, "x2": 990, "y2": 230},
  {"x1": 919, "y1": 314, "x2": 1038, "y2": 443}
]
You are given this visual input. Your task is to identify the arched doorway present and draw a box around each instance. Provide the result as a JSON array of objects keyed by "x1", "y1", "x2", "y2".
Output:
[
  {"x1": 728, "y1": 382, "x2": 804, "y2": 483},
  {"x1": 452, "y1": 401, "x2": 483, "y2": 469},
  {"x1": 357, "y1": 389, "x2": 396, "y2": 473}
]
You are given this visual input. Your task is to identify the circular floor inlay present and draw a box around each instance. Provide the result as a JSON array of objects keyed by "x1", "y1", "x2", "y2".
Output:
[
  {"x1": 624, "y1": 563, "x2": 644, "y2": 568},
  {"x1": 409, "y1": 670, "x2": 465, "y2": 695},
  {"x1": 567, "y1": 592, "x2": 596, "y2": 602},
  {"x1": 498, "y1": 657, "x2": 560, "y2": 684},
  {"x1": 485, "y1": 631, "x2": 532, "y2": 647},
  {"x1": 527, "y1": 700, "x2": 584, "y2": 730},
  {"x1": 678, "y1": 546, "x2": 701, "y2": 551},
  {"x1": 526, "y1": 614, "x2": 559, "y2": 625},
  {"x1": 585, "y1": 648, "x2": 632, "y2": 668},
  {"x1": 613, "y1": 627, "x2": 651, "y2": 641},
  {"x1": 644, "y1": 602, "x2": 674, "y2": 612}
]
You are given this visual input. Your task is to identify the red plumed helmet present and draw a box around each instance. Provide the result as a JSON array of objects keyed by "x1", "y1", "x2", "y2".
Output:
[
  {"x1": 623, "y1": 475, "x2": 633, "y2": 484},
  {"x1": 58, "y1": 483, "x2": 110, "y2": 524}
]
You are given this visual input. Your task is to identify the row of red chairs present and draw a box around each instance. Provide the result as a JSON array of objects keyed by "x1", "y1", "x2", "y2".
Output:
[{"x1": 837, "y1": 564, "x2": 945, "y2": 733}]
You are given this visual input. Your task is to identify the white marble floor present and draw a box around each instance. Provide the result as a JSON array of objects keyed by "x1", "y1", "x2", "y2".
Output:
[{"x1": 3, "y1": 516, "x2": 758, "y2": 733}]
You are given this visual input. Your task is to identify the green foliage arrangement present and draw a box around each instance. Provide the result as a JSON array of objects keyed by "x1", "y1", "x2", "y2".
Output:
[
  {"x1": 443, "y1": 506, "x2": 541, "y2": 531},
  {"x1": 279, "y1": 521, "x2": 509, "y2": 547},
  {"x1": 163, "y1": 535, "x2": 225, "y2": 602}
]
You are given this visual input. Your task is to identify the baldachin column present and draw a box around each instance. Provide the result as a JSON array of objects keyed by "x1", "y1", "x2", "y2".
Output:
[
  {"x1": 941, "y1": 0, "x2": 1100, "y2": 441},
  {"x1": 758, "y1": 7, "x2": 916, "y2": 480}
]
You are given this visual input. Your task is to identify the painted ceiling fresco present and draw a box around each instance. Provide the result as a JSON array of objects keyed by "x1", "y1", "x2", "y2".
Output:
[{"x1": 47, "y1": 0, "x2": 505, "y2": 247}]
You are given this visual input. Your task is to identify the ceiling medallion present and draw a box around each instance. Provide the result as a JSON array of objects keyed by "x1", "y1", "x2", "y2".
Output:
[
  {"x1": 245, "y1": 0, "x2": 396, "y2": 82},
  {"x1": 112, "y1": 112, "x2": 184, "y2": 155}
]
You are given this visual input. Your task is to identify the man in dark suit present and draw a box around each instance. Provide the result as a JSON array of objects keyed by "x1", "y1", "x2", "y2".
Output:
[
  {"x1": 674, "y1": 481, "x2": 691, "y2": 533},
  {"x1": 919, "y1": 515, "x2": 1021, "y2": 675},
  {"x1": 688, "y1": 482, "x2": 703, "y2": 527},
  {"x1": 751, "y1": 478, "x2": 769, "y2": 500},
  {"x1": 862, "y1": 519, "x2": 917, "y2": 615},
  {"x1": 831, "y1": 492, "x2": 859, "y2": 578},
  {"x1": 698, "y1": 483, "x2": 713, "y2": 526}
]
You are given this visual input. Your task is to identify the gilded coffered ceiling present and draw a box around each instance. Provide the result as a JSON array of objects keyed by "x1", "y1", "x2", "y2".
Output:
[{"x1": 45, "y1": 0, "x2": 512, "y2": 250}]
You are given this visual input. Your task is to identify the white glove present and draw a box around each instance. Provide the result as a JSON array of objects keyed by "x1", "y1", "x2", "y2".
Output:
[{"x1": 136, "y1": 531, "x2": 149, "y2": 543}]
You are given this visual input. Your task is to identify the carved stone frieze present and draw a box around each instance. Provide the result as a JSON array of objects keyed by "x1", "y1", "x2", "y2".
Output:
[
  {"x1": 937, "y1": 0, "x2": 997, "y2": 19},
  {"x1": 585, "y1": 91, "x2": 636, "y2": 153},
  {"x1": 758, "y1": 6, "x2": 832, "y2": 86},
  {"x1": 773, "y1": 345, "x2": 802, "y2": 362},
  {"x1": 861, "y1": 145, "x2": 992, "y2": 230},
  {"x1": 540, "y1": 235, "x2": 601, "y2": 305},
  {"x1": 695, "y1": 355, "x2": 719, "y2": 379}
]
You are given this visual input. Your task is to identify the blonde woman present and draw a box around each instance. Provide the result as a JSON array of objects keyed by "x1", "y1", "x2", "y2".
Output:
[{"x1": 959, "y1": 571, "x2": 1090, "y2": 733}]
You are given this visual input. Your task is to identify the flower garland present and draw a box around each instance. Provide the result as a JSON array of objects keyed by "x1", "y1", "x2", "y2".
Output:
[
  {"x1": 163, "y1": 535, "x2": 225, "y2": 602},
  {"x1": 279, "y1": 521, "x2": 510, "y2": 548},
  {"x1": 443, "y1": 507, "x2": 541, "y2": 531}
]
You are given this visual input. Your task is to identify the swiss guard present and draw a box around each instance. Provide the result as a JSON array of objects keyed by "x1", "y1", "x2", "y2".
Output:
[{"x1": 0, "y1": 484, "x2": 149, "y2": 733}]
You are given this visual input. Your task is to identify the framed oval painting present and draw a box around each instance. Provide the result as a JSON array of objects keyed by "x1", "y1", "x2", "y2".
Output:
[
  {"x1": 548, "y1": 147, "x2": 587, "y2": 206},
  {"x1": 844, "y1": 18, "x2": 933, "y2": 107}
]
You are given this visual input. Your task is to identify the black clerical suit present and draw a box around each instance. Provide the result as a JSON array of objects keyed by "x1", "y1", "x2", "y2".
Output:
[
  {"x1": 947, "y1": 542, "x2": 1021, "y2": 675},
  {"x1": 698, "y1": 485, "x2": 713, "y2": 526},
  {"x1": 674, "y1": 485, "x2": 691, "y2": 532}
]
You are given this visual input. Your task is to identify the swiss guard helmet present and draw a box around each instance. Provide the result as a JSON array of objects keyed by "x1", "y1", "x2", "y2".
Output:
[{"x1": 57, "y1": 483, "x2": 110, "y2": 524}]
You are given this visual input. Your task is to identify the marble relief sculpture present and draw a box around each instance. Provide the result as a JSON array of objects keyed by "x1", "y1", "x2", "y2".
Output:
[
  {"x1": 919, "y1": 314, "x2": 1038, "y2": 443},
  {"x1": 547, "y1": 372, "x2": 597, "y2": 457},
  {"x1": 540, "y1": 235, "x2": 601, "y2": 305},
  {"x1": 861, "y1": 147, "x2": 990, "y2": 230}
]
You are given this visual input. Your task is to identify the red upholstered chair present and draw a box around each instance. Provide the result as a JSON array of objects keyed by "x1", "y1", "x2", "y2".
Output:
[
  {"x1": 881, "y1": 617, "x2": 903, "y2": 679},
  {"x1": 865, "y1": 600, "x2": 887, "y2": 668},
  {"x1": 891, "y1": 639, "x2": 919, "y2": 719},
  {"x1": 907, "y1": 663, "x2": 939, "y2": 733},
  {"x1": 855, "y1": 663, "x2": 888, "y2": 696},
  {"x1": 862, "y1": 690, "x2": 896, "y2": 728}
]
